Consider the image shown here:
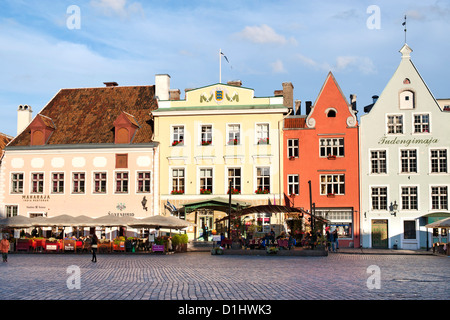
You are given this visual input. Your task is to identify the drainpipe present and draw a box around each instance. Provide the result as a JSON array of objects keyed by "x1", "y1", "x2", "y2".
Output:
[{"x1": 278, "y1": 108, "x2": 293, "y2": 225}]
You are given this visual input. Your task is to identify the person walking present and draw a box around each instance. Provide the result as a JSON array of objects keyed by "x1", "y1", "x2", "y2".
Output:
[
  {"x1": 332, "y1": 229, "x2": 338, "y2": 252},
  {"x1": 1, "y1": 235, "x2": 10, "y2": 263},
  {"x1": 91, "y1": 233, "x2": 98, "y2": 262}
]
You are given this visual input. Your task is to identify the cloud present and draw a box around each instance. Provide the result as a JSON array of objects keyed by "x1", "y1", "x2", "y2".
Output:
[
  {"x1": 296, "y1": 54, "x2": 375, "y2": 74},
  {"x1": 236, "y1": 24, "x2": 297, "y2": 45},
  {"x1": 270, "y1": 60, "x2": 286, "y2": 73},
  {"x1": 90, "y1": 0, "x2": 144, "y2": 18}
]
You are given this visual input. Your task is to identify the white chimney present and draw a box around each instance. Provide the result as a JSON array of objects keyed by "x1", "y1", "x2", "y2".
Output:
[
  {"x1": 155, "y1": 74, "x2": 170, "y2": 101},
  {"x1": 17, "y1": 104, "x2": 33, "y2": 135}
]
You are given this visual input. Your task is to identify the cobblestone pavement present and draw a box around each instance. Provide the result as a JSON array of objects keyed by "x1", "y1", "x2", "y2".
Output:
[{"x1": 0, "y1": 252, "x2": 448, "y2": 301}]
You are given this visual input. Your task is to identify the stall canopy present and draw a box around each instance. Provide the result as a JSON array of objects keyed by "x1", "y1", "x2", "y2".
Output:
[
  {"x1": 0, "y1": 215, "x2": 32, "y2": 228},
  {"x1": 94, "y1": 215, "x2": 138, "y2": 227},
  {"x1": 182, "y1": 197, "x2": 251, "y2": 214},
  {"x1": 425, "y1": 217, "x2": 450, "y2": 228},
  {"x1": 128, "y1": 214, "x2": 196, "y2": 230},
  {"x1": 46, "y1": 214, "x2": 80, "y2": 227}
]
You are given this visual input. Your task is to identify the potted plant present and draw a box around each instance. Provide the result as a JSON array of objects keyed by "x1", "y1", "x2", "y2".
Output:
[
  {"x1": 171, "y1": 234, "x2": 181, "y2": 252},
  {"x1": 257, "y1": 138, "x2": 269, "y2": 145},
  {"x1": 327, "y1": 154, "x2": 336, "y2": 160},
  {"x1": 255, "y1": 188, "x2": 269, "y2": 194},
  {"x1": 228, "y1": 138, "x2": 239, "y2": 145},
  {"x1": 171, "y1": 189, "x2": 184, "y2": 195},
  {"x1": 172, "y1": 140, "x2": 183, "y2": 146},
  {"x1": 200, "y1": 188, "x2": 212, "y2": 194},
  {"x1": 289, "y1": 156, "x2": 295, "y2": 160},
  {"x1": 211, "y1": 246, "x2": 224, "y2": 255},
  {"x1": 266, "y1": 246, "x2": 278, "y2": 254},
  {"x1": 327, "y1": 193, "x2": 335, "y2": 198},
  {"x1": 227, "y1": 188, "x2": 240, "y2": 195},
  {"x1": 201, "y1": 140, "x2": 212, "y2": 146}
]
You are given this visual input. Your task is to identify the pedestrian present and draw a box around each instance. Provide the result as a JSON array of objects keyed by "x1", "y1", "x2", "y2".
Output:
[
  {"x1": 326, "y1": 229, "x2": 332, "y2": 252},
  {"x1": 1, "y1": 235, "x2": 10, "y2": 263},
  {"x1": 91, "y1": 233, "x2": 98, "y2": 262},
  {"x1": 332, "y1": 229, "x2": 338, "y2": 252}
]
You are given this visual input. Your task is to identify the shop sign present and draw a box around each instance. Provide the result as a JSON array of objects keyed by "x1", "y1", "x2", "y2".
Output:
[
  {"x1": 378, "y1": 136, "x2": 439, "y2": 147},
  {"x1": 22, "y1": 195, "x2": 50, "y2": 202},
  {"x1": 107, "y1": 211, "x2": 135, "y2": 217}
]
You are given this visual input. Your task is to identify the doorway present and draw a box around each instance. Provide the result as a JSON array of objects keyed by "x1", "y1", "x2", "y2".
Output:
[{"x1": 372, "y1": 219, "x2": 388, "y2": 248}]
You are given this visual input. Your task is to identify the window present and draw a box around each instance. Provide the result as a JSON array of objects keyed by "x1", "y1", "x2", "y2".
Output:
[
  {"x1": 431, "y1": 149, "x2": 447, "y2": 173},
  {"x1": 199, "y1": 168, "x2": 213, "y2": 194},
  {"x1": 256, "y1": 124, "x2": 269, "y2": 144},
  {"x1": 137, "y1": 171, "x2": 151, "y2": 193},
  {"x1": 201, "y1": 125, "x2": 212, "y2": 145},
  {"x1": 93, "y1": 172, "x2": 107, "y2": 194},
  {"x1": 256, "y1": 167, "x2": 270, "y2": 193},
  {"x1": 72, "y1": 172, "x2": 85, "y2": 194},
  {"x1": 287, "y1": 174, "x2": 299, "y2": 195},
  {"x1": 387, "y1": 115, "x2": 403, "y2": 134},
  {"x1": 371, "y1": 150, "x2": 387, "y2": 174},
  {"x1": 31, "y1": 173, "x2": 44, "y2": 194},
  {"x1": 404, "y1": 221, "x2": 416, "y2": 240},
  {"x1": 327, "y1": 110, "x2": 336, "y2": 117},
  {"x1": 287, "y1": 139, "x2": 299, "y2": 158},
  {"x1": 371, "y1": 187, "x2": 387, "y2": 210},
  {"x1": 115, "y1": 172, "x2": 129, "y2": 193},
  {"x1": 5, "y1": 205, "x2": 18, "y2": 218},
  {"x1": 227, "y1": 124, "x2": 240, "y2": 145},
  {"x1": 172, "y1": 126, "x2": 184, "y2": 146},
  {"x1": 52, "y1": 173, "x2": 64, "y2": 194},
  {"x1": 11, "y1": 173, "x2": 24, "y2": 194},
  {"x1": 320, "y1": 138, "x2": 344, "y2": 157},
  {"x1": 414, "y1": 114, "x2": 430, "y2": 133},
  {"x1": 401, "y1": 186, "x2": 418, "y2": 210},
  {"x1": 431, "y1": 186, "x2": 448, "y2": 210},
  {"x1": 400, "y1": 149, "x2": 417, "y2": 173},
  {"x1": 171, "y1": 168, "x2": 185, "y2": 194},
  {"x1": 316, "y1": 209, "x2": 353, "y2": 238},
  {"x1": 399, "y1": 90, "x2": 414, "y2": 109},
  {"x1": 227, "y1": 168, "x2": 241, "y2": 194},
  {"x1": 320, "y1": 174, "x2": 345, "y2": 195}
]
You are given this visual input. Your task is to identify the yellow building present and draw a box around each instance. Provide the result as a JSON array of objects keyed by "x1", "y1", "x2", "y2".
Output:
[{"x1": 152, "y1": 75, "x2": 292, "y2": 239}]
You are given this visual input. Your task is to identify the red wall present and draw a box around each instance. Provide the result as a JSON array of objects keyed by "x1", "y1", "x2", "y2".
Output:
[{"x1": 284, "y1": 73, "x2": 360, "y2": 247}]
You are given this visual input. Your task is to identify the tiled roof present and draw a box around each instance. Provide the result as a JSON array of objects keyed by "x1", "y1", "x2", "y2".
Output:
[
  {"x1": 284, "y1": 117, "x2": 307, "y2": 129},
  {"x1": 0, "y1": 132, "x2": 13, "y2": 158},
  {"x1": 9, "y1": 85, "x2": 158, "y2": 147}
]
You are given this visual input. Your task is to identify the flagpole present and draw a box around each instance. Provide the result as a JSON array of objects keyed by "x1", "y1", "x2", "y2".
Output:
[{"x1": 219, "y1": 48, "x2": 222, "y2": 83}]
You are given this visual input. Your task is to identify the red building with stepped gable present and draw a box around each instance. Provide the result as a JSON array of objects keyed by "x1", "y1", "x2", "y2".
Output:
[{"x1": 283, "y1": 72, "x2": 360, "y2": 248}]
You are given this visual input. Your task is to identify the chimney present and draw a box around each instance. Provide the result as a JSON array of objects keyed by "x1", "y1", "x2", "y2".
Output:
[
  {"x1": 155, "y1": 74, "x2": 170, "y2": 101},
  {"x1": 274, "y1": 90, "x2": 283, "y2": 96},
  {"x1": 282, "y1": 82, "x2": 294, "y2": 109},
  {"x1": 372, "y1": 95, "x2": 379, "y2": 104},
  {"x1": 227, "y1": 80, "x2": 242, "y2": 87},
  {"x1": 169, "y1": 89, "x2": 181, "y2": 101},
  {"x1": 17, "y1": 104, "x2": 33, "y2": 135},
  {"x1": 350, "y1": 94, "x2": 357, "y2": 111},
  {"x1": 104, "y1": 82, "x2": 118, "y2": 87},
  {"x1": 305, "y1": 101, "x2": 312, "y2": 115},
  {"x1": 294, "y1": 100, "x2": 301, "y2": 115}
]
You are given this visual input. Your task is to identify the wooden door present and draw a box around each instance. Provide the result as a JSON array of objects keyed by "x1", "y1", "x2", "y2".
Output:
[{"x1": 372, "y1": 219, "x2": 388, "y2": 248}]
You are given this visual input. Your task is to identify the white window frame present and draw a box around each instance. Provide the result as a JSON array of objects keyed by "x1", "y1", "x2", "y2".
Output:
[
  {"x1": 171, "y1": 125, "x2": 185, "y2": 146},
  {"x1": 369, "y1": 149, "x2": 387, "y2": 175},
  {"x1": 72, "y1": 172, "x2": 86, "y2": 194},
  {"x1": 200, "y1": 124, "x2": 213, "y2": 146},
  {"x1": 287, "y1": 139, "x2": 299, "y2": 158},
  {"x1": 386, "y1": 114, "x2": 404, "y2": 135},
  {"x1": 255, "y1": 166, "x2": 271, "y2": 194},
  {"x1": 10, "y1": 172, "x2": 24, "y2": 194},
  {"x1": 226, "y1": 123, "x2": 241, "y2": 145},
  {"x1": 370, "y1": 186, "x2": 388, "y2": 211},
  {"x1": 198, "y1": 167, "x2": 214, "y2": 194},
  {"x1": 320, "y1": 174, "x2": 345, "y2": 195},
  {"x1": 30, "y1": 172, "x2": 44, "y2": 194},
  {"x1": 51, "y1": 172, "x2": 65, "y2": 194},
  {"x1": 400, "y1": 185, "x2": 419, "y2": 211},
  {"x1": 412, "y1": 112, "x2": 431, "y2": 134},
  {"x1": 255, "y1": 123, "x2": 270, "y2": 145},
  {"x1": 430, "y1": 185, "x2": 448, "y2": 211},
  {"x1": 226, "y1": 167, "x2": 242, "y2": 194},
  {"x1": 399, "y1": 148, "x2": 418, "y2": 174},
  {"x1": 430, "y1": 148, "x2": 448, "y2": 174},
  {"x1": 92, "y1": 171, "x2": 108, "y2": 195},
  {"x1": 170, "y1": 167, "x2": 186, "y2": 195},
  {"x1": 319, "y1": 138, "x2": 344, "y2": 157},
  {"x1": 114, "y1": 171, "x2": 129, "y2": 194},
  {"x1": 287, "y1": 174, "x2": 299, "y2": 195},
  {"x1": 136, "y1": 171, "x2": 152, "y2": 194}
]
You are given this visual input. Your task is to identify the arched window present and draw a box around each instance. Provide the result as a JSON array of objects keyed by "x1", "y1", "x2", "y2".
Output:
[{"x1": 327, "y1": 110, "x2": 337, "y2": 118}]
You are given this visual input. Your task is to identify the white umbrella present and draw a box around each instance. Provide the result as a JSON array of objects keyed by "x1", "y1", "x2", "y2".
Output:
[
  {"x1": 94, "y1": 215, "x2": 138, "y2": 227},
  {"x1": 0, "y1": 215, "x2": 32, "y2": 228},
  {"x1": 128, "y1": 214, "x2": 195, "y2": 230},
  {"x1": 46, "y1": 214, "x2": 80, "y2": 227}
]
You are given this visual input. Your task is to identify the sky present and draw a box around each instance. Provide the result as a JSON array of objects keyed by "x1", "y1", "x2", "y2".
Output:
[{"x1": 1, "y1": 0, "x2": 449, "y2": 137}]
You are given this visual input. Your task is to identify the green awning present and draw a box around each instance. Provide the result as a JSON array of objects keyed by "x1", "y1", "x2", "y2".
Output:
[
  {"x1": 182, "y1": 197, "x2": 250, "y2": 214},
  {"x1": 421, "y1": 212, "x2": 450, "y2": 224}
]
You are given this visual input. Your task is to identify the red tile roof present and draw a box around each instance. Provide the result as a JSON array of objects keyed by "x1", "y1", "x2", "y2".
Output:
[
  {"x1": 284, "y1": 117, "x2": 306, "y2": 129},
  {"x1": 0, "y1": 132, "x2": 13, "y2": 159},
  {"x1": 9, "y1": 85, "x2": 158, "y2": 147}
]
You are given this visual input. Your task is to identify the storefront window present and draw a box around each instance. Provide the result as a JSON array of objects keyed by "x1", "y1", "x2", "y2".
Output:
[{"x1": 316, "y1": 209, "x2": 353, "y2": 238}]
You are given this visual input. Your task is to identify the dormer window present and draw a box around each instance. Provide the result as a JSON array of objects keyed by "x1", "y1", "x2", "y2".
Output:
[
  {"x1": 113, "y1": 111, "x2": 139, "y2": 144},
  {"x1": 29, "y1": 114, "x2": 55, "y2": 146},
  {"x1": 399, "y1": 90, "x2": 415, "y2": 109}
]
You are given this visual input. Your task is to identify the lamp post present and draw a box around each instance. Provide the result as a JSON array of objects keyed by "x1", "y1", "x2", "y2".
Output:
[
  {"x1": 228, "y1": 179, "x2": 232, "y2": 239},
  {"x1": 390, "y1": 201, "x2": 398, "y2": 217}
]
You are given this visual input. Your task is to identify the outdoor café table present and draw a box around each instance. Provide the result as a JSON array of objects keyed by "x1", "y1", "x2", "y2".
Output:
[{"x1": 32, "y1": 238, "x2": 46, "y2": 252}]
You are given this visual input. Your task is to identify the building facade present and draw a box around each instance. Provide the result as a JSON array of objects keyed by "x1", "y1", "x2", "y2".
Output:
[
  {"x1": 1, "y1": 84, "x2": 159, "y2": 236},
  {"x1": 152, "y1": 75, "x2": 291, "y2": 238},
  {"x1": 283, "y1": 72, "x2": 360, "y2": 247},
  {"x1": 360, "y1": 45, "x2": 450, "y2": 249}
]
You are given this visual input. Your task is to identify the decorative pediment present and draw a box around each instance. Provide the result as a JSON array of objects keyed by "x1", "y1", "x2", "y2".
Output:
[{"x1": 113, "y1": 111, "x2": 140, "y2": 144}]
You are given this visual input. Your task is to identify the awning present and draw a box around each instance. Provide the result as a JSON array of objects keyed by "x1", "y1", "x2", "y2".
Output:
[
  {"x1": 425, "y1": 217, "x2": 450, "y2": 228},
  {"x1": 182, "y1": 197, "x2": 251, "y2": 214},
  {"x1": 128, "y1": 214, "x2": 195, "y2": 230},
  {"x1": 421, "y1": 212, "x2": 450, "y2": 224},
  {"x1": 0, "y1": 215, "x2": 32, "y2": 228}
]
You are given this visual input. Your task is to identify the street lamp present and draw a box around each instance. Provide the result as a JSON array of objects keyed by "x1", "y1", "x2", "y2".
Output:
[{"x1": 390, "y1": 201, "x2": 398, "y2": 217}]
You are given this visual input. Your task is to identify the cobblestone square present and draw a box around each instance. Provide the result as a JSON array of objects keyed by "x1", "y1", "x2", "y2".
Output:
[{"x1": 0, "y1": 252, "x2": 448, "y2": 302}]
